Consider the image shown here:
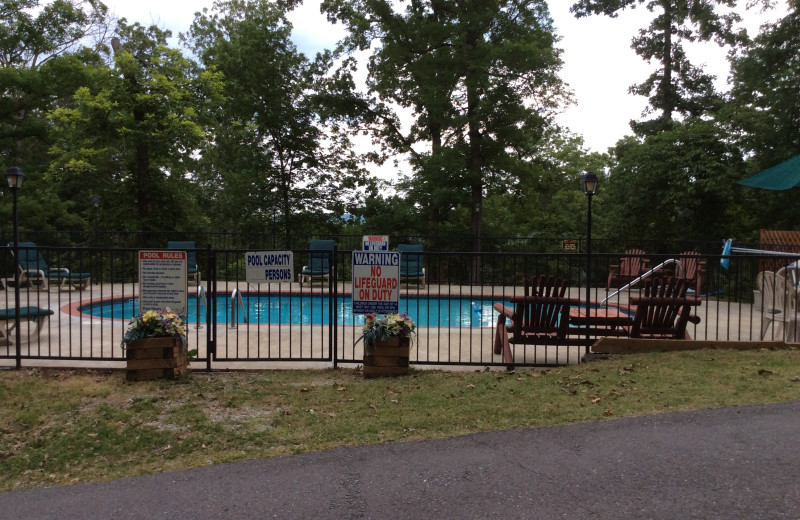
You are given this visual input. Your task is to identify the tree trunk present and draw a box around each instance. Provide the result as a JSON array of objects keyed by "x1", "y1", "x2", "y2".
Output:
[
  {"x1": 660, "y1": 0, "x2": 674, "y2": 123},
  {"x1": 465, "y1": 30, "x2": 483, "y2": 285}
]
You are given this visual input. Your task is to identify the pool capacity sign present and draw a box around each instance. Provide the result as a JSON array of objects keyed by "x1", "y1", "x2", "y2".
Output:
[
  {"x1": 352, "y1": 251, "x2": 399, "y2": 314},
  {"x1": 245, "y1": 251, "x2": 294, "y2": 284},
  {"x1": 138, "y1": 250, "x2": 188, "y2": 314}
]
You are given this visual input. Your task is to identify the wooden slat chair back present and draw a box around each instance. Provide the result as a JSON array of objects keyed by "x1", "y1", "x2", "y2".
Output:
[
  {"x1": 677, "y1": 251, "x2": 706, "y2": 294},
  {"x1": 627, "y1": 277, "x2": 701, "y2": 339},
  {"x1": 606, "y1": 249, "x2": 649, "y2": 290},
  {"x1": 493, "y1": 275, "x2": 583, "y2": 364},
  {"x1": 516, "y1": 275, "x2": 568, "y2": 336}
]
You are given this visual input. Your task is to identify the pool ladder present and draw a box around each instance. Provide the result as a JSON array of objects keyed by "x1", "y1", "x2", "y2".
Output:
[
  {"x1": 601, "y1": 258, "x2": 685, "y2": 307},
  {"x1": 229, "y1": 288, "x2": 248, "y2": 329}
]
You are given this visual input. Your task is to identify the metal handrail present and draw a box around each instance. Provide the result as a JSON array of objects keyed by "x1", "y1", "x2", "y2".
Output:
[
  {"x1": 601, "y1": 259, "x2": 685, "y2": 307},
  {"x1": 194, "y1": 285, "x2": 207, "y2": 329},
  {"x1": 229, "y1": 288, "x2": 248, "y2": 329}
]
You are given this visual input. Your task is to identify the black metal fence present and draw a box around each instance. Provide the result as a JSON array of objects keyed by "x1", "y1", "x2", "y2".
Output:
[{"x1": 0, "y1": 239, "x2": 795, "y2": 371}]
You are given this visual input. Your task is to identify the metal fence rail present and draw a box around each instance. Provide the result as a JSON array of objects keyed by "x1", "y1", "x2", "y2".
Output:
[{"x1": 0, "y1": 242, "x2": 795, "y2": 371}]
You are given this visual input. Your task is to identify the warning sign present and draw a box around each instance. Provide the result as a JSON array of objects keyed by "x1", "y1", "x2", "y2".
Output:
[
  {"x1": 362, "y1": 235, "x2": 389, "y2": 251},
  {"x1": 138, "y1": 250, "x2": 188, "y2": 314},
  {"x1": 351, "y1": 251, "x2": 400, "y2": 314},
  {"x1": 562, "y1": 239, "x2": 578, "y2": 251}
]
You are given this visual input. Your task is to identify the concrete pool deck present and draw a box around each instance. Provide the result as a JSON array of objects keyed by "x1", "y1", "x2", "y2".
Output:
[{"x1": 0, "y1": 280, "x2": 769, "y2": 370}]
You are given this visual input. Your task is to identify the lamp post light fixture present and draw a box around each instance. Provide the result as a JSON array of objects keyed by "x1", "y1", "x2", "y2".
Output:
[
  {"x1": 6, "y1": 166, "x2": 25, "y2": 369},
  {"x1": 582, "y1": 171, "x2": 598, "y2": 356}
]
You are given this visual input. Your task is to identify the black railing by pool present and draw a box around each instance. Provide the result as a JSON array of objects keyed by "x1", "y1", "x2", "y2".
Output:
[{"x1": 0, "y1": 243, "x2": 792, "y2": 370}]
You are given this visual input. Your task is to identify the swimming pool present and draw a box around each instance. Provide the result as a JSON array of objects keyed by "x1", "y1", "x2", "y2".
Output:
[{"x1": 79, "y1": 293, "x2": 507, "y2": 327}]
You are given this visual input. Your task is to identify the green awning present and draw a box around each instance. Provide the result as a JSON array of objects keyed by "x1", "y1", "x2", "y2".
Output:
[{"x1": 738, "y1": 155, "x2": 800, "y2": 190}]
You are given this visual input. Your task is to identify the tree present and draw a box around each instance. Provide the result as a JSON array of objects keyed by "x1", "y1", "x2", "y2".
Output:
[
  {"x1": 602, "y1": 119, "x2": 746, "y2": 242},
  {"x1": 48, "y1": 21, "x2": 210, "y2": 232},
  {"x1": 723, "y1": 4, "x2": 800, "y2": 232},
  {"x1": 323, "y1": 0, "x2": 568, "y2": 281},
  {"x1": 571, "y1": 0, "x2": 746, "y2": 136},
  {"x1": 0, "y1": 0, "x2": 110, "y2": 233},
  {"x1": 184, "y1": 0, "x2": 373, "y2": 244},
  {"x1": 481, "y1": 129, "x2": 612, "y2": 242}
]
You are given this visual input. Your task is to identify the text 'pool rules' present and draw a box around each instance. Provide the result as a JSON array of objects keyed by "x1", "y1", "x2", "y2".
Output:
[
  {"x1": 351, "y1": 251, "x2": 399, "y2": 314},
  {"x1": 138, "y1": 250, "x2": 188, "y2": 314}
]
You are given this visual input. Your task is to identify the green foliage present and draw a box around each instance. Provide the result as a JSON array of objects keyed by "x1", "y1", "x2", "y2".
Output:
[
  {"x1": 358, "y1": 313, "x2": 417, "y2": 348},
  {"x1": 0, "y1": 1, "x2": 111, "y2": 231},
  {"x1": 184, "y1": 0, "x2": 373, "y2": 241},
  {"x1": 722, "y1": 7, "x2": 800, "y2": 231},
  {"x1": 45, "y1": 20, "x2": 210, "y2": 232},
  {"x1": 324, "y1": 0, "x2": 569, "y2": 250},
  {"x1": 603, "y1": 119, "x2": 747, "y2": 241}
]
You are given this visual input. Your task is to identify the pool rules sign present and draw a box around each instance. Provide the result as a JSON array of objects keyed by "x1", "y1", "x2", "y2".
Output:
[
  {"x1": 138, "y1": 250, "x2": 188, "y2": 314},
  {"x1": 352, "y1": 251, "x2": 399, "y2": 314}
]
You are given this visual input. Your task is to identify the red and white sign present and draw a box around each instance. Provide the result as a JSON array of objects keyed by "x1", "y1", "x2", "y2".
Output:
[
  {"x1": 351, "y1": 251, "x2": 399, "y2": 314},
  {"x1": 362, "y1": 235, "x2": 389, "y2": 251}
]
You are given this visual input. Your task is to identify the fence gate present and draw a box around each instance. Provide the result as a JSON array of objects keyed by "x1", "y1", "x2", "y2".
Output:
[{"x1": 193, "y1": 247, "x2": 338, "y2": 370}]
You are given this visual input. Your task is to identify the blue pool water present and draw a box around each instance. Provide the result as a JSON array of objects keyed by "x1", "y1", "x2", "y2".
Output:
[{"x1": 79, "y1": 294, "x2": 507, "y2": 327}]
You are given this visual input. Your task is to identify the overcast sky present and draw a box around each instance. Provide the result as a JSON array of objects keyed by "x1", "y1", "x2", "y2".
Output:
[{"x1": 103, "y1": 0, "x2": 786, "y2": 153}]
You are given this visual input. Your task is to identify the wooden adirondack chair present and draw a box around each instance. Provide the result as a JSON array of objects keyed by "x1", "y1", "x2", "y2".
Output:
[
  {"x1": 606, "y1": 249, "x2": 650, "y2": 291},
  {"x1": 493, "y1": 275, "x2": 584, "y2": 364},
  {"x1": 676, "y1": 251, "x2": 706, "y2": 294},
  {"x1": 626, "y1": 277, "x2": 702, "y2": 339}
]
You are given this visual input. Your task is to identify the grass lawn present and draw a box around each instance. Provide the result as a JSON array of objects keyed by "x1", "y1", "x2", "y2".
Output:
[{"x1": 1, "y1": 348, "x2": 799, "y2": 492}]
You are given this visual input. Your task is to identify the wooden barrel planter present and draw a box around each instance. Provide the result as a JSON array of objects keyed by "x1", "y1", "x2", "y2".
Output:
[
  {"x1": 363, "y1": 336, "x2": 410, "y2": 378},
  {"x1": 125, "y1": 336, "x2": 188, "y2": 381}
]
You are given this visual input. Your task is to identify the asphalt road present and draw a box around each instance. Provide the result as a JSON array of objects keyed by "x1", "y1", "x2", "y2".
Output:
[{"x1": 2, "y1": 401, "x2": 799, "y2": 520}]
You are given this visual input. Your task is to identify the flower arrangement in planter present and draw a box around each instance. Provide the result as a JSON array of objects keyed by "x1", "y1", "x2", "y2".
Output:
[
  {"x1": 360, "y1": 313, "x2": 416, "y2": 350},
  {"x1": 122, "y1": 308, "x2": 187, "y2": 345},
  {"x1": 122, "y1": 308, "x2": 189, "y2": 381},
  {"x1": 359, "y1": 313, "x2": 416, "y2": 378}
]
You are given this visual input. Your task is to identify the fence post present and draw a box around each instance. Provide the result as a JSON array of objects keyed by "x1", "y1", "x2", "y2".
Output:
[
  {"x1": 205, "y1": 244, "x2": 215, "y2": 372},
  {"x1": 331, "y1": 244, "x2": 338, "y2": 368}
]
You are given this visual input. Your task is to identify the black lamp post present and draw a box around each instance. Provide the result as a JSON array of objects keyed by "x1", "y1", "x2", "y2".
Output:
[
  {"x1": 582, "y1": 171, "x2": 598, "y2": 356},
  {"x1": 6, "y1": 166, "x2": 25, "y2": 369}
]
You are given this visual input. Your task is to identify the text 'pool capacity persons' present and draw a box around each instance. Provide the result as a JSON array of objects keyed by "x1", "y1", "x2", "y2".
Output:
[{"x1": 245, "y1": 251, "x2": 294, "y2": 284}]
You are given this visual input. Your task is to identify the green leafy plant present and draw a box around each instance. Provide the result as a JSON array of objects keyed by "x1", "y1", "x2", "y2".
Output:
[
  {"x1": 122, "y1": 308, "x2": 187, "y2": 345},
  {"x1": 359, "y1": 313, "x2": 416, "y2": 348}
]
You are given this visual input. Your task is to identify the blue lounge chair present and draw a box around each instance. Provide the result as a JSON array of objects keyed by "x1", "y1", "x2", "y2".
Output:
[
  {"x1": 167, "y1": 241, "x2": 201, "y2": 285},
  {"x1": 0, "y1": 306, "x2": 54, "y2": 345},
  {"x1": 398, "y1": 244, "x2": 425, "y2": 288},
  {"x1": 298, "y1": 240, "x2": 335, "y2": 287},
  {"x1": 11, "y1": 242, "x2": 91, "y2": 290}
]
